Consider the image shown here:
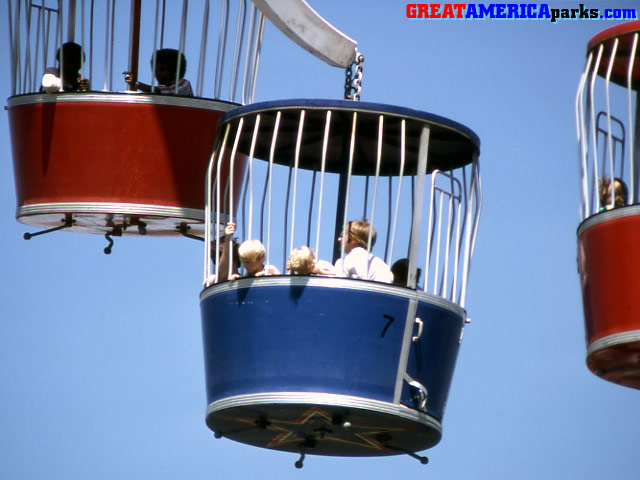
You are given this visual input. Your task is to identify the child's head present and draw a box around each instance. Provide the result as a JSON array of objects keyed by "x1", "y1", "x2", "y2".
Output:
[
  {"x1": 289, "y1": 247, "x2": 316, "y2": 275},
  {"x1": 210, "y1": 237, "x2": 241, "y2": 269},
  {"x1": 599, "y1": 177, "x2": 628, "y2": 208},
  {"x1": 340, "y1": 220, "x2": 376, "y2": 252},
  {"x1": 391, "y1": 258, "x2": 409, "y2": 286},
  {"x1": 56, "y1": 42, "x2": 84, "y2": 72},
  {"x1": 151, "y1": 48, "x2": 187, "y2": 86},
  {"x1": 238, "y1": 239, "x2": 265, "y2": 275}
]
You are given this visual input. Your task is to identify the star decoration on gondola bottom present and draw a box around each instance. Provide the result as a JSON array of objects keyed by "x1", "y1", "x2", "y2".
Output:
[{"x1": 222, "y1": 406, "x2": 417, "y2": 451}]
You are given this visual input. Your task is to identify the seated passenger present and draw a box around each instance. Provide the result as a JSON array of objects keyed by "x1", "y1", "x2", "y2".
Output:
[
  {"x1": 288, "y1": 246, "x2": 337, "y2": 276},
  {"x1": 41, "y1": 42, "x2": 89, "y2": 93},
  {"x1": 391, "y1": 258, "x2": 422, "y2": 287},
  {"x1": 204, "y1": 222, "x2": 241, "y2": 286},
  {"x1": 230, "y1": 236, "x2": 280, "y2": 280},
  {"x1": 599, "y1": 177, "x2": 628, "y2": 211},
  {"x1": 125, "y1": 48, "x2": 193, "y2": 96},
  {"x1": 335, "y1": 220, "x2": 393, "y2": 283}
]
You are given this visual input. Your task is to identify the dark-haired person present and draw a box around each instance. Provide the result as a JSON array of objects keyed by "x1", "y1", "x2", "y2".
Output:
[{"x1": 125, "y1": 48, "x2": 193, "y2": 97}]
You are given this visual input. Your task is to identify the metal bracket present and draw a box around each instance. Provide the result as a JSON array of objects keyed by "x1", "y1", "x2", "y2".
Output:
[
  {"x1": 178, "y1": 222, "x2": 204, "y2": 242},
  {"x1": 23, "y1": 215, "x2": 74, "y2": 239},
  {"x1": 404, "y1": 373, "x2": 428, "y2": 413}
]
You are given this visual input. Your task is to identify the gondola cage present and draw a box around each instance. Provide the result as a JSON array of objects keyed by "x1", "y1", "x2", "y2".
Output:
[
  {"x1": 575, "y1": 20, "x2": 640, "y2": 389},
  {"x1": 7, "y1": 0, "x2": 265, "y2": 248},
  {"x1": 200, "y1": 99, "x2": 482, "y2": 466}
]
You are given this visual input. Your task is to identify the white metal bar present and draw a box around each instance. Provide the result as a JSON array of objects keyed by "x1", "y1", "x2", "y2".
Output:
[
  {"x1": 151, "y1": 0, "x2": 161, "y2": 92},
  {"x1": 247, "y1": 114, "x2": 261, "y2": 240},
  {"x1": 205, "y1": 123, "x2": 230, "y2": 281},
  {"x1": 196, "y1": 0, "x2": 210, "y2": 97},
  {"x1": 247, "y1": 10, "x2": 264, "y2": 104},
  {"x1": 266, "y1": 111, "x2": 282, "y2": 267},
  {"x1": 339, "y1": 112, "x2": 358, "y2": 261},
  {"x1": 176, "y1": 0, "x2": 188, "y2": 95},
  {"x1": 289, "y1": 110, "x2": 306, "y2": 256},
  {"x1": 214, "y1": 0, "x2": 229, "y2": 99},
  {"x1": 384, "y1": 119, "x2": 406, "y2": 264},
  {"x1": 588, "y1": 44, "x2": 604, "y2": 213},
  {"x1": 576, "y1": 51, "x2": 593, "y2": 220},
  {"x1": 460, "y1": 154, "x2": 482, "y2": 309},
  {"x1": 314, "y1": 111, "x2": 331, "y2": 260},
  {"x1": 226, "y1": 117, "x2": 244, "y2": 279},
  {"x1": 229, "y1": 0, "x2": 246, "y2": 102},
  {"x1": 240, "y1": 4, "x2": 256, "y2": 105},
  {"x1": 628, "y1": 33, "x2": 639, "y2": 204},
  {"x1": 408, "y1": 126, "x2": 430, "y2": 291},
  {"x1": 604, "y1": 38, "x2": 619, "y2": 207},
  {"x1": 365, "y1": 114, "x2": 384, "y2": 273}
]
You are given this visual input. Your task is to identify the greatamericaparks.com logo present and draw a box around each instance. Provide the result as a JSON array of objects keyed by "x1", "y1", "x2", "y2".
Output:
[{"x1": 406, "y1": 3, "x2": 638, "y2": 23}]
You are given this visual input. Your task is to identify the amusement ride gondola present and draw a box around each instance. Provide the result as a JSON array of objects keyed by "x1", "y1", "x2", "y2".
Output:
[{"x1": 576, "y1": 20, "x2": 640, "y2": 389}]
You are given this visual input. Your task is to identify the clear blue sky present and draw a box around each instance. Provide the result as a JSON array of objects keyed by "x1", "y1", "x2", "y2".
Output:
[{"x1": 1, "y1": 1, "x2": 639, "y2": 479}]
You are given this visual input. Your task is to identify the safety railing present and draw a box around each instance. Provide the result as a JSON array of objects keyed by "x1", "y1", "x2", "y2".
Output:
[
  {"x1": 8, "y1": 0, "x2": 264, "y2": 104},
  {"x1": 203, "y1": 101, "x2": 482, "y2": 309},
  {"x1": 575, "y1": 27, "x2": 639, "y2": 221}
]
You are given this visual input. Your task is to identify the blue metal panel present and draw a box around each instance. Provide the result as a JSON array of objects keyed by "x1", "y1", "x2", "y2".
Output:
[
  {"x1": 201, "y1": 283, "x2": 410, "y2": 403},
  {"x1": 402, "y1": 301, "x2": 464, "y2": 420},
  {"x1": 200, "y1": 279, "x2": 466, "y2": 457}
]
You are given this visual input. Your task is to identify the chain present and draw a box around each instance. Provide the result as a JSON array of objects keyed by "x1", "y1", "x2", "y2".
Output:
[{"x1": 344, "y1": 51, "x2": 364, "y2": 101}]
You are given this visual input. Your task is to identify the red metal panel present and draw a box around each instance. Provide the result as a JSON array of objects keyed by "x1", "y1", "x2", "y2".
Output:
[
  {"x1": 578, "y1": 214, "x2": 640, "y2": 343},
  {"x1": 10, "y1": 99, "x2": 222, "y2": 208},
  {"x1": 578, "y1": 213, "x2": 640, "y2": 388},
  {"x1": 7, "y1": 95, "x2": 246, "y2": 234}
]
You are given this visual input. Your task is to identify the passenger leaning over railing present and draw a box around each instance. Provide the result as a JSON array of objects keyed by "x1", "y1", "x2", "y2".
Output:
[
  {"x1": 599, "y1": 177, "x2": 628, "y2": 211},
  {"x1": 335, "y1": 220, "x2": 393, "y2": 283},
  {"x1": 41, "y1": 42, "x2": 90, "y2": 93},
  {"x1": 288, "y1": 246, "x2": 337, "y2": 276},
  {"x1": 204, "y1": 222, "x2": 241, "y2": 286},
  {"x1": 125, "y1": 48, "x2": 193, "y2": 97}
]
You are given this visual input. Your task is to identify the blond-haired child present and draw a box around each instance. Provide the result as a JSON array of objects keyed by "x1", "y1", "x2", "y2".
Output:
[
  {"x1": 229, "y1": 236, "x2": 280, "y2": 280},
  {"x1": 288, "y1": 246, "x2": 336, "y2": 276}
]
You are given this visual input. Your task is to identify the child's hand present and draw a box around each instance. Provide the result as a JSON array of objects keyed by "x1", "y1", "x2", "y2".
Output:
[
  {"x1": 229, "y1": 273, "x2": 241, "y2": 281},
  {"x1": 225, "y1": 222, "x2": 236, "y2": 236}
]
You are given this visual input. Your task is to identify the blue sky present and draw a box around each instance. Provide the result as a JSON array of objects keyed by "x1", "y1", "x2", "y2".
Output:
[{"x1": 1, "y1": 1, "x2": 639, "y2": 479}]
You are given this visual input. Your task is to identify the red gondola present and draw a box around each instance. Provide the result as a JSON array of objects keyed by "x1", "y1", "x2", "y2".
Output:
[{"x1": 576, "y1": 20, "x2": 640, "y2": 389}]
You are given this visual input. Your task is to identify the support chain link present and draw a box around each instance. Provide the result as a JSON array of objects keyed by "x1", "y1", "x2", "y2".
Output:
[{"x1": 344, "y1": 51, "x2": 364, "y2": 101}]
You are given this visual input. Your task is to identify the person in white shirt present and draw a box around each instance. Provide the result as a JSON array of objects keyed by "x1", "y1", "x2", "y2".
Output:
[{"x1": 335, "y1": 220, "x2": 393, "y2": 283}]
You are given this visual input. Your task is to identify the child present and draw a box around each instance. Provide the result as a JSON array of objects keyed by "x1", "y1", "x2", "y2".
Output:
[
  {"x1": 41, "y1": 42, "x2": 89, "y2": 93},
  {"x1": 125, "y1": 48, "x2": 193, "y2": 96},
  {"x1": 335, "y1": 220, "x2": 393, "y2": 283},
  {"x1": 599, "y1": 177, "x2": 628, "y2": 210},
  {"x1": 391, "y1": 258, "x2": 422, "y2": 288},
  {"x1": 224, "y1": 223, "x2": 280, "y2": 279},
  {"x1": 288, "y1": 246, "x2": 337, "y2": 276}
]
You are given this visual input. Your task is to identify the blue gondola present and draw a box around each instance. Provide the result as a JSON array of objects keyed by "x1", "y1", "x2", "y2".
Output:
[{"x1": 200, "y1": 99, "x2": 482, "y2": 466}]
